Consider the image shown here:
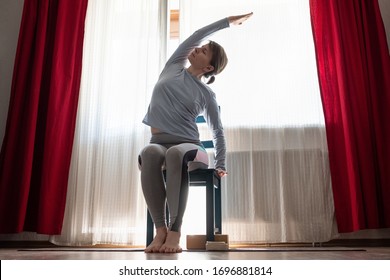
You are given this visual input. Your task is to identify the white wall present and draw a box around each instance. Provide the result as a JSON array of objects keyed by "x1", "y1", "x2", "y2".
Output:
[{"x1": 0, "y1": 0, "x2": 24, "y2": 144}]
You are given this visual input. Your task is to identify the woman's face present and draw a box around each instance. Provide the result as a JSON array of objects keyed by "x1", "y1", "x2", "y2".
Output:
[{"x1": 188, "y1": 44, "x2": 214, "y2": 71}]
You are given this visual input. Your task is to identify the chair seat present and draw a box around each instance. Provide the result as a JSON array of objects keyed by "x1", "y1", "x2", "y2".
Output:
[{"x1": 189, "y1": 168, "x2": 219, "y2": 186}]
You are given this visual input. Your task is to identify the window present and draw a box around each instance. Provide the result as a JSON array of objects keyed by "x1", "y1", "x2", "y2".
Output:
[{"x1": 178, "y1": 0, "x2": 325, "y2": 127}]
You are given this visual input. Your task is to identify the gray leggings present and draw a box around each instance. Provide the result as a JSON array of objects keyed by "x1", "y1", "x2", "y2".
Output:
[{"x1": 138, "y1": 133, "x2": 209, "y2": 232}]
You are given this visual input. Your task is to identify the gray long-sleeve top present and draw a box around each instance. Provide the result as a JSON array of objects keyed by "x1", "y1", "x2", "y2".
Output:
[{"x1": 143, "y1": 18, "x2": 229, "y2": 170}]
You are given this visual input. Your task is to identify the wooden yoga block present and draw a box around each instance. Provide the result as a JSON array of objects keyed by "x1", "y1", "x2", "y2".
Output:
[{"x1": 186, "y1": 234, "x2": 229, "y2": 250}]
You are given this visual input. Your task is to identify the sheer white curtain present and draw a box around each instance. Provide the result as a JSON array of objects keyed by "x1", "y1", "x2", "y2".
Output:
[
  {"x1": 50, "y1": 0, "x2": 337, "y2": 246},
  {"x1": 51, "y1": 0, "x2": 163, "y2": 246},
  {"x1": 180, "y1": 0, "x2": 338, "y2": 243}
]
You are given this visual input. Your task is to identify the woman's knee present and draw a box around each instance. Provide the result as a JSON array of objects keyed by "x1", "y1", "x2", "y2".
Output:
[
  {"x1": 166, "y1": 145, "x2": 198, "y2": 166},
  {"x1": 165, "y1": 146, "x2": 183, "y2": 163},
  {"x1": 138, "y1": 144, "x2": 166, "y2": 168}
]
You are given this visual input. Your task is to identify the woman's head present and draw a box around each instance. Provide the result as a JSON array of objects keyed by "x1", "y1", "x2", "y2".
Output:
[
  {"x1": 188, "y1": 41, "x2": 228, "y2": 84},
  {"x1": 204, "y1": 41, "x2": 228, "y2": 84}
]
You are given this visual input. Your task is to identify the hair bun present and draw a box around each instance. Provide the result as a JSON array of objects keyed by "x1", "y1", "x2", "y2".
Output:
[{"x1": 206, "y1": 75, "x2": 215, "y2": 84}]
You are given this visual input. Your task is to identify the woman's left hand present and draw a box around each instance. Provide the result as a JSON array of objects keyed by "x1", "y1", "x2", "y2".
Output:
[
  {"x1": 228, "y1": 12, "x2": 253, "y2": 26},
  {"x1": 216, "y1": 168, "x2": 228, "y2": 178}
]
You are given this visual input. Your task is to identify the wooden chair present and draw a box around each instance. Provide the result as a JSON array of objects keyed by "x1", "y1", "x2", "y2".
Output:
[{"x1": 146, "y1": 114, "x2": 222, "y2": 246}]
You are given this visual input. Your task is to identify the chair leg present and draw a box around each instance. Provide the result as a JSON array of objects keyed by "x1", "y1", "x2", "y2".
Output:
[
  {"x1": 206, "y1": 173, "x2": 215, "y2": 242},
  {"x1": 215, "y1": 177, "x2": 222, "y2": 234}
]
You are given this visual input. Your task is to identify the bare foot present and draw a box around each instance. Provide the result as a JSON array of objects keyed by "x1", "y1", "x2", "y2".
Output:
[
  {"x1": 159, "y1": 230, "x2": 182, "y2": 253},
  {"x1": 145, "y1": 227, "x2": 167, "y2": 253}
]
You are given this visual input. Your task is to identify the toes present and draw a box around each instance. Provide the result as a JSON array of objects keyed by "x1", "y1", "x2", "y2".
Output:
[
  {"x1": 158, "y1": 245, "x2": 166, "y2": 253},
  {"x1": 166, "y1": 247, "x2": 175, "y2": 253},
  {"x1": 159, "y1": 245, "x2": 182, "y2": 253},
  {"x1": 145, "y1": 247, "x2": 156, "y2": 253},
  {"x1": 145, "y1": 242, "x2": 164, "y2": 253}
]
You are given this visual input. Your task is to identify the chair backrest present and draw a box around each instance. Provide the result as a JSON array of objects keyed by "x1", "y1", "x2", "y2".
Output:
[{"x1": 196, "y1": 115, "x2": 214, "y2": 149}]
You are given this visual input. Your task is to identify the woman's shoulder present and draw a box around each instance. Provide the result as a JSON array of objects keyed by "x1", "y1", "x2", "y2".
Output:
[
  {"x1": 161, "y1": 61, "x2": 184, "y2": 75},
  {"x1": 202, "y1": 84, "x2": 216, "y2": 99}
]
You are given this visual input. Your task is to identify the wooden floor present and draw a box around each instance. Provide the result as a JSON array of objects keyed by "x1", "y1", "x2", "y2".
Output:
[
  {"x1": 1, "y1": 245, "x2": 390, "y2": 260},
  {"x1": 3, "y1": 246, "x2": 389, "y2": 280}
]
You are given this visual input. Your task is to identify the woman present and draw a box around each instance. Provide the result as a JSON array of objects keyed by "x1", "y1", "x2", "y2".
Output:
[{"x1": 139, "y1": 12, "x2": 253, "y2": 253}]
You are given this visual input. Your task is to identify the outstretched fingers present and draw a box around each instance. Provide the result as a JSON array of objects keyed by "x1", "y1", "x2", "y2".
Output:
[{"x1": 228, "y1": 12, "x2": 253, "y2": 25}]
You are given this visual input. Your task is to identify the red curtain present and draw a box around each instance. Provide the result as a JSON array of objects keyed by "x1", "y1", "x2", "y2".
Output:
[
  {"x1": 0, "y1": 0, "x2": 88, "y2": 234},
  {"x1": 310, "y1": 0, "x2": 390, "y2": 232}
]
